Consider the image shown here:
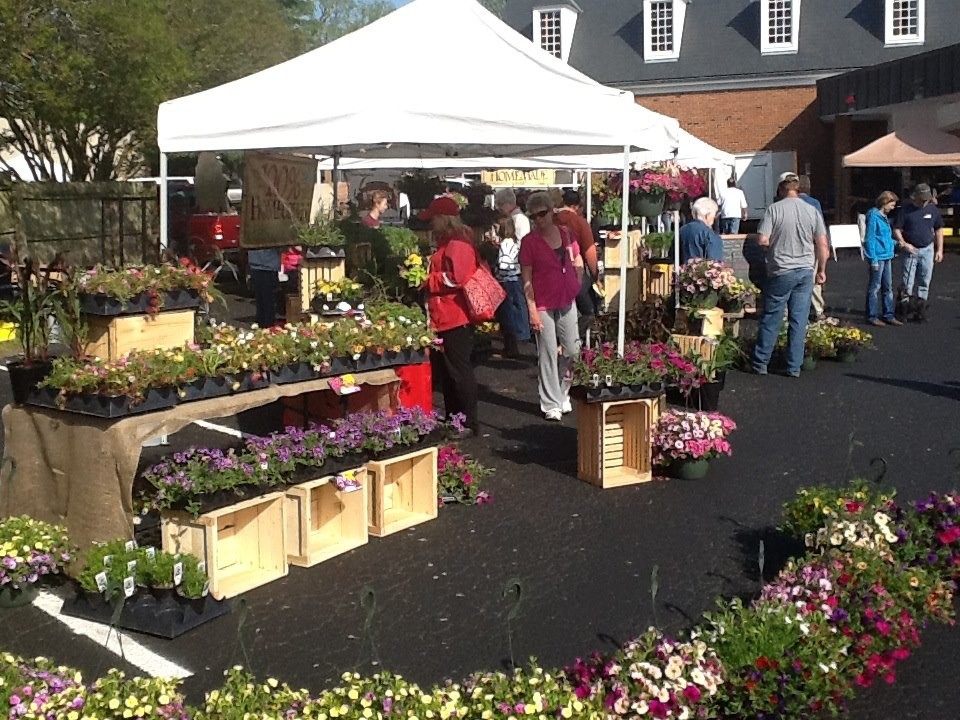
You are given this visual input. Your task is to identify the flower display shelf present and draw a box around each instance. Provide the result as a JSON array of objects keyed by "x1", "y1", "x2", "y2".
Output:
[
  {"x1": 27, "y1": 386, "x2": 178, "y2": 418},
  {"x1": 676, "y1": 307, "x2": 724, "y2": 338},
  {"x1": 570, "y1": 382, "x2": 665, "y2": 404},
  {"x1": 284, "y1": 468, "x2": 369, "y2": 568},
  {"x1": 82, "y1": 308, "x2": 196, "y2": 362},
  {"x1": 366, "y1": 446, "x2": 438, "y2": 537},
  {"x1": 601, "y1": 229, "x2": 643, "y2": 271},
  {"x1": 161, "y1": 493, "x2": 288, "y2": 600},
  {"x1": 299, "y1": 256, "x2": 346, "y2": 314},
  {"x1": 640, "y1": 262, "x2": 673, "y2": 300},
  {"x1": 60, "y1": 588, "x2": 230, "y2": 639},
  {"x1": 576, "y1": 397, "x2": 658, "y2": 489},
  {"x1": 78, "y1": 289, "x2": 202, "y2": 316}
]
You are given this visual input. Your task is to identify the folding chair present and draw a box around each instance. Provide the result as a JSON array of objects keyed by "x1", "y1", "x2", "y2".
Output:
[{"x1": 827, "y1": 224, "x2": 864, "y2": 262}]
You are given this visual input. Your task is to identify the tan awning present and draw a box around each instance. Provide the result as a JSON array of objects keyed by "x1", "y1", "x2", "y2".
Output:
[{"x1": 843, "y1": 128, "x2": 960, "y2": 167}]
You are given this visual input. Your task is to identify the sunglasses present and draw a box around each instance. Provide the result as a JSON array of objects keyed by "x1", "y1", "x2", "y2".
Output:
[{"x1": 529, "y1": 209, "x2": 551, "y2": 219}]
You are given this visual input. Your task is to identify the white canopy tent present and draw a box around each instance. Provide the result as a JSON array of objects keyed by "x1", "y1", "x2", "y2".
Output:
[{"x1": 157, "y1": 0, "x2": 681, "y2": 351}]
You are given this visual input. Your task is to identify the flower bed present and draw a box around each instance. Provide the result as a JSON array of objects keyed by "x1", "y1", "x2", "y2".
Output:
[
  {"x1": 572, "y1": 341, "x2": 701, "y2": 403},
  {"x1": 137, "y1": 408, "x2": 455, "y2": 517},
  {"x1": 4, "y1": 479, "x2": 960, "y2": 716},
  {"x1": 32, "y1": 302, "x2": 437, "y2": 413},
  {"x1": 72, "y1": 262, "x2": 217, "y2": 315}
]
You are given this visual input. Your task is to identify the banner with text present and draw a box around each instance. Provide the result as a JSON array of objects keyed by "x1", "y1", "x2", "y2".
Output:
[
  {"x1": 480, "y1": 169, "x2": 556, "y2": 187},
  {"x1": 240, "y1": 152, "x2": 317, "y2": 248}
]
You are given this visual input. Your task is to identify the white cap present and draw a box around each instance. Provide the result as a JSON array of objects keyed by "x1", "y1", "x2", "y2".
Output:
[{"x1": 778, "y1": 171, "x2": 799, "y2": 183}]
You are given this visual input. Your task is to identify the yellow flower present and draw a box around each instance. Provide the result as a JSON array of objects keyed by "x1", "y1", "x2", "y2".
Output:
[
  {"x1": 109, "y1": 698, "x2": 121, "y2": 710},
  {"x1": 909, "y1": 576, "x2": 920, "y2": 587}
]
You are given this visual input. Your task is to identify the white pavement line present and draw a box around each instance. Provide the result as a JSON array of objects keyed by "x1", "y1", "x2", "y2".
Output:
[
  {"x1": 192, "y1": 419, "x2": 246, "y2": 438},
  {"x1": 33, "y1": 590, "x2": 193, "y2": 679}
]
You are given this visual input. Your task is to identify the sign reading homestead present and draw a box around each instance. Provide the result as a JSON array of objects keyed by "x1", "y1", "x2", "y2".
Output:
[
  {"x1": 480, "y1": 169, "x2": 556, "y2": 187},
  {"x1": 240, "y1": 152, "x2": 317, "y2": 248}
]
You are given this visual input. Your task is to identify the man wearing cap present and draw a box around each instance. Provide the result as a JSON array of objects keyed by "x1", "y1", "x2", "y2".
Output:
[
  {"x1": 893, "y1": 183, "x2": 944, "y2": 322},
  {"x1": 751, "y1": 172, "x2": 829, "y2": 377}
]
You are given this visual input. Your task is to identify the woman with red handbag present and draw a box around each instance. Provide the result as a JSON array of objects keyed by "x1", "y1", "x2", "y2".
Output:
[
  {"x1": 421, "y1": 196, "x2": 481, "y2": 435},
  {"x1": 520, "y1": 192, "x2": 584, "y2": 421}
]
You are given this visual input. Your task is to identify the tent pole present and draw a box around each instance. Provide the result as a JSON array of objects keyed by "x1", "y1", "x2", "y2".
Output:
[
  {"x1": 159, "y1": 153, "x2": 169, "y2": 254},
  {"x1": 585, "y1": 170, "x2": 592, "y2": 218},
  {"x1": 332, "y1": 151, "x2": 341, "y2": 219},
  {"x1": 617, "y1": 145, "x2": 630, "y2": 356},
  {"x1": 674, "y1": 209, "x2": 681, "y2": 309}
]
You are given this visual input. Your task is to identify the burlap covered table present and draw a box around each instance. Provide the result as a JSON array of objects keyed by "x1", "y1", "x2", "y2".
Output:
[{"x1": 0, "y1": 369, "x2": 399, "y2": 554}]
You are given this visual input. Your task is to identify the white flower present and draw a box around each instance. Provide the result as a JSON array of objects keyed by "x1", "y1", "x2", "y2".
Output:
[{"x1": 799, "y1": 622, "x2": 810, "y2": 635}]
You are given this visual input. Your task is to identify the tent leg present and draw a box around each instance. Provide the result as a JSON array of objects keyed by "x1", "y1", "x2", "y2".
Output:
[
  {"x1": 159, "y1": 153, "x2": 169, "y2": 254},
  {"x1": 332, "y1": 151, "x2": 341, "y2": 219},
  {"x1": 585, "y1": 170, "x2": 592, "y2": 219},
  {"x1": 616, "y1": 145, "x2": 630, "y2": 356}
]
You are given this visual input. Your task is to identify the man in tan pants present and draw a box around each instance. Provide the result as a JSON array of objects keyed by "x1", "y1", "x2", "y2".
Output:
[{"x1": 798, "y1": 175, "x2": 826, "y2": 320}]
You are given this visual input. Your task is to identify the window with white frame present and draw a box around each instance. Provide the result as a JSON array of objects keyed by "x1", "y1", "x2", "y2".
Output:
[
  {"x1": 761, "y1": 0, "x2": 800, "y2": 55},
  {"x1": 885, "y1": 0, "x2": 924, "y2": 45},
  {"x1": 538, "y1": 9, "x2": 562, "y2": 58},
  {"x1": 643, "y1": 0, "x2": 686, "y2": 63}
]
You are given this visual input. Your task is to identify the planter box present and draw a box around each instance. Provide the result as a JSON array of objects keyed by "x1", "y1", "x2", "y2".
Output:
[
  {"x1": 161, "y1": 493, "x2": 288, "y2": 600},
  {"x1": 601, "y1": 229, "x2": 643, "y2": 270},
  {"x1": 641, "y1": 262, "x2": 673, "y2": 300},
  {"x1": 571, "y1": 382, "x2": 665, "y2": 404},
  {"x1": 675, "y1": 308, "x2": 724, "y2": 338},
  {"x1": 576, "y1": 397, "x2": 658, "y2": 489},
  {"x1": 299, "y1": 256, "x2": 346, "y2": 314},
  {"x1": 82, "y1": 309, "x2": 196, "y2": 361},
  {"x1": 60, "y1": 587, "x2": 230, "y2": 639},
  {"x1": 670, "y1": 334, "x2": 717, "y2": 363},
  {"x1": 599, "y1": 268, "x2": 640, "y2": 314},
  {"x1": 79, "y1": 289, "x2": 202, "y2": 316},
  {"x1": 27, "y1": 386, "x2": 178, "y2": 418},
  {"x1": 366, "y1": 446, "x2": 438, "y2": 537},
  {"x1": 284, "y1": 468, "x2": 368, "y2": 567}
]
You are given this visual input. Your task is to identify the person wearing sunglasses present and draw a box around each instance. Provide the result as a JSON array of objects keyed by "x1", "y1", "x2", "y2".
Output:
[{"x1": 519, "y1": 192, "x2": 584, "y2": 421}]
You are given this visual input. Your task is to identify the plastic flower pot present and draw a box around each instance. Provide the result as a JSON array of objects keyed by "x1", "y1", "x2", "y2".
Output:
[
  {"x1": 695, "y1": 381, "x2": 722, "y2": 411},
  {"x1": 802, "y1": 355, "x2": 818, "y2": 371},
  {"x1": 0, "y1": 584, "x2": 39, "y2": 609},
  {"x1": 664, "y1": 458, "x2": 711, "y2": 480},
  {"x1": 6, "y1": 359, "x2": 53, "y2": 405},
  {"x1": 836, "y1": 349, "x2": 858, "y2": 364}
]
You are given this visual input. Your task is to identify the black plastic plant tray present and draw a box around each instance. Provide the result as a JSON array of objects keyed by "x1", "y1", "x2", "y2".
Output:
[
  {"x1": 61, "y1": 588, "x2": 230, "y2": 639},
  {"x1": 270, "y1": 362, "x2": 319, "y2": 386},
  {"x1": 380, "y1": 348, "x2": 428, "y2": 369},
  {"x1": 303, "y1": 246, "x2": 346, "y2": 260},
  {"x1": 27, "y1": 387, "x2": 178, "y2": 418},
  {"x1": 570, "y1": 382, "x2": 666, "y2": 404},
  {"x1": 78, "y1": 290, "x2": 201, "y2": 316}
]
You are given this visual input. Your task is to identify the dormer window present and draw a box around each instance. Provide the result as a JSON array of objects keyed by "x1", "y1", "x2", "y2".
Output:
[
  {"x1": 643, "y1": 0, "x2": 687, "y2": 63},
  {"x1": 532, "y1": 4, "x2": 580, "y2": 62},
  {"x1": 885, "y1": 0, "x2": 924, "y2": 46},
  {"x1": 761, "y1": 0, "x2": 800, "y2": 55}
]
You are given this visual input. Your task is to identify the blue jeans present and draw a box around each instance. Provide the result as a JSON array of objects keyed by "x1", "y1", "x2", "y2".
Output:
[
  {"x1": 495, "y1": 279, "x2": 530, "y2": 341},
  {"x1": 865, "y1": 259, "x2": 894, "y2": 321},
  {"x1": 720, "y1": 218, "x2": 740, "y2": 235},
  {"x1": 752, "y1": 268, "x2": 814, "y2": 374},
  {"x1": 901, "y1": 244, "x2": 934, "y2": 300}
]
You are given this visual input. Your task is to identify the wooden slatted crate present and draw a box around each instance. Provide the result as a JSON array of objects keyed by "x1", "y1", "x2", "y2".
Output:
[
  {"x1": 299, "y1": 256, "x2": 346, "y2": 313},
  {"x1": 600, "y1": 267, "x2": 640, "y2": 314},
  {"x1": 576, "y1": 397, "x2": 657, "y2": 489},
  {"x1": 161, "y1": 493, "x2": 287, "y2": 600},
  {"x1": 670, "y1": 334, "x2": 718, "y2": 362},
  {"x1": 641, "y1": 262, "x2": 673, "y2": 300},
  {"x1": 367, "y1": 446, "x2": 438, "y2": 537},
  {"x1": 284, "y1": 469, "x2": 368, "y2": 567},
  {"x1": 83, "y1": 309, "x2": 195, "y2": 361},
  {"x1": 602, "y1": 229, "x2": 643, "y2": 270}
]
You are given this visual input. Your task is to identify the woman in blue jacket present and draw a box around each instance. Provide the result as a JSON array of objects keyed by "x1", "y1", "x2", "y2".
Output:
[{"x1": 863, "y1": 191, "x2": 902, "y2": 326}]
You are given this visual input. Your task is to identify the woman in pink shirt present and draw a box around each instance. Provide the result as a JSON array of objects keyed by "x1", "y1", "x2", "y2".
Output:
[{"x1": 519, "y1": 192, "x2": 584, "y2": 421}]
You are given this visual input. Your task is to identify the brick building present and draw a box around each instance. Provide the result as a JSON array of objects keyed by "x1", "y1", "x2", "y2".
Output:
[{"x1": 501, "y1": 0, "x2": 956, "y2": 220}]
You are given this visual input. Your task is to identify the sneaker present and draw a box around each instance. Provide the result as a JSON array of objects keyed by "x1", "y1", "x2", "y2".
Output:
[
  {"x1": 751, "y1": 365, "x2": 768, "y2": 376},
  {"x1": 786, "y1": 370, "x2": 801, "y2": 378},
  {"x1": 884, "y1": 318, "x2": 904, "y2": 326},
  {"x1": 561, "y1": 398, "x2": 573, "y2": 414},
  {"x1": 544, "y1": 409, "x2": 563, "y2": 422},
  {"x1": 868, "y1": 318, "x2": 886, "y2": 327}
]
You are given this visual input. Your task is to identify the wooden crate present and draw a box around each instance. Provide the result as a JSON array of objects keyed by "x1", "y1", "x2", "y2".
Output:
[
  {"x1": 670, "y1": 334, "x2": 717, "y2": 362},
  {"x1": 82, "y1": 309, "x2": 195, "y2": 361},
  {"x1": 641, "y1": 262, "x2": 673, "y2": 300},
  {"x1": 601, "y1": 229, "x2": 642, "y2": 271},
  {"x1": 600, "y1": 267, "x2": 640, "y2": 313},
  {"x1": 674, "y1": 307, "x2": 724, "y2": 338},
  {"x1": 367, "y1": 446, "x2": 438, "y2": 537},
  {"x1": 161, "y1": 493, "x2": 288, "y2": 599},
  {"x1": 298, "y1": 256, "x2": 346, "y2": 313},
  {"x1": 284, "y1": 469, "x2": 368, "y2": 567},
  {"x1": 576, "y1": 397, "x2": 657, "y2": 488}
]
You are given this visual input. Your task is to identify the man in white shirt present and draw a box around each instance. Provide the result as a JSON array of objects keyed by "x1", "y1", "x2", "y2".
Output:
[{"x1": 718, "y1": 178, "x2": 748, "y2": 235}]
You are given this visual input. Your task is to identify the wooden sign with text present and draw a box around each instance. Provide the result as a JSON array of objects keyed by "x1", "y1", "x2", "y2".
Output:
[
  {"x1": 240, "y1": 152, "x2": 317, "y2": 248},
  {"x1": 480, "y1": 169, "x2": 556, "y2": 187}
]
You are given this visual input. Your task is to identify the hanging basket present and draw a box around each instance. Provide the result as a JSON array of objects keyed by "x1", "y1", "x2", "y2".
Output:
[{"x1": 630, "y1": 192, "x2": 665, "y2": 219}]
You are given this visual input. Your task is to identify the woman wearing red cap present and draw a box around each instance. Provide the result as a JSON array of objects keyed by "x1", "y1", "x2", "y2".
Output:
[{"x1": 421, "y1": 196, "x2": 480, "y2": 434}]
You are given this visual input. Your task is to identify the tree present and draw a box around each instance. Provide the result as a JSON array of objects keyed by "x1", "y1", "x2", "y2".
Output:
[
  {"x1": 299, "y1": 0, "x2": 394, "y2": 48},
  {"x1": 0, "y1": 0, "x2": 187, "y2": 181}
]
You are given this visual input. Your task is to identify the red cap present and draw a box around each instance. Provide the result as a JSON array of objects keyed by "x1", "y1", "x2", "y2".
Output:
[{"x1": 418, "y1": 196, "x2": 461, "y2": 220}]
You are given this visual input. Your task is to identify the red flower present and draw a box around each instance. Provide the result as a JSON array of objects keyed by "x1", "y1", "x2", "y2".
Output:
[
  {"x1": 755, "y1": 656, "x2": 771, "y2": 670},
  {"x1": 937, "y1": 527, "x2": 960, "y2": 544}
]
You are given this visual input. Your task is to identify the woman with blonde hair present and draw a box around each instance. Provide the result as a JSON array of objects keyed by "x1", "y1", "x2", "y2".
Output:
[
  {"x1": 519, "y1": 191, "x2": 584, "y2": 421},
  {"x1": 421, "y1": 196, "x2": 481, "y2": 434},
  {"x1": 863, "y1": 190, "x2": 902, "y2": 326},
  {"x1": 363, "y1": 189, "x2": 390, "y2": 229}
]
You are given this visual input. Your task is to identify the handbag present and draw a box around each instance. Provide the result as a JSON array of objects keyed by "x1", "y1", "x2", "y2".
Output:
[{"x1": 462, "y1": 251, "x2": 506, "y2": 324}]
